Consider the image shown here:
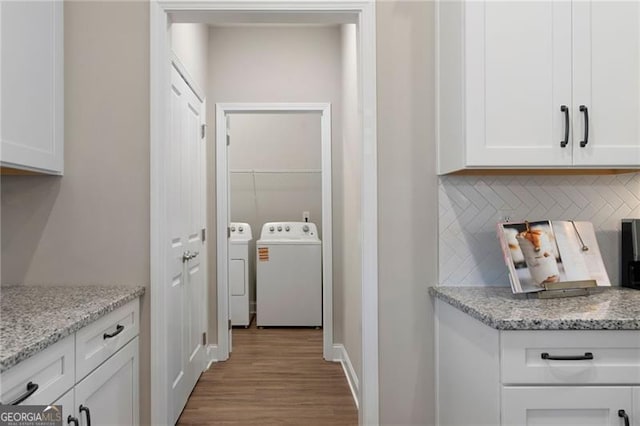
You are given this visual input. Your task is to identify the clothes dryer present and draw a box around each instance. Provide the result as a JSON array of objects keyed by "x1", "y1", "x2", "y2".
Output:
[{"x1": 230, "y1": 222, "x2": 252, "y2": 327}]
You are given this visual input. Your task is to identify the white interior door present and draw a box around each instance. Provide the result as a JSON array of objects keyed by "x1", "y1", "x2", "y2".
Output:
[
  {"x1": 184, "y1": 79, "x2": 206, "y2": 392},
  {"x1": 168, "y1": 64, "x2": 206, "y2": 424}
]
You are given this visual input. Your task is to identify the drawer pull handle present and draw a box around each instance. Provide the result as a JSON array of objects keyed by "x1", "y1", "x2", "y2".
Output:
[
  {"x1": 80, "y1": 405, "x2": 92, "y2": 426},
  {"x1": 619, "y1": 409, "x2": 630, "y2": 426},
  {"x1": 2, "y1": 381, "x2": 39, "y2": 405},
  {"x1": 67, "y1": 415, "x2": 79, "y2": 426},
  {"x1": 541, "y1": 352, "x2": 593, "y2": 361},
  {"x1": 103, "y1": 324, "x2": 125, "y2": 339}
]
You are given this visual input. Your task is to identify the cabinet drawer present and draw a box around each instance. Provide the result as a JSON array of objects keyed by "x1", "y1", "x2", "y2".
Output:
[
  {"x1": 75, "y1": 299, "x2": 139, "y2": 381},
  {"x1": 502, "y1": 386, "x2": 632, "y2": 425},
  {"x1": 0, "y1": 335, "x2": 74, "y2": 406},
  {"x1": 501, "y1": 330, "x2": 640, "y2": 385}
]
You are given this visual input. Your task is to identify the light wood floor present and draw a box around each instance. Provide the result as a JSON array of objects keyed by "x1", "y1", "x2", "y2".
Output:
[{"x1": 177, "y1": 323, "x2": 358, "y2": 425}]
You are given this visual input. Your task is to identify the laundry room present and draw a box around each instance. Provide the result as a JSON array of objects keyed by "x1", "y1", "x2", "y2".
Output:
[
  {"x1": 167, "y1": 18, "x2": 363, "y2": 421},
  {"x1": 228, "y1": 112, "x2": 323, "y2": 327}
]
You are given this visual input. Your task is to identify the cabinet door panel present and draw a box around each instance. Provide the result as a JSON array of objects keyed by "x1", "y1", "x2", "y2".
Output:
[
  {"x1": 573, "y1": 1, "x2": 640, "y2": 166},
  {"x1": 75, "y1": 338, "x2": 138, "y2": 426},
  {"x1": 502, "y1": 386, "x2": 632, "y2": 426},
  {"x1": 465, "y1": 1, "x2": 573, "y2": 167},
  {"x1": 634, "y1": 387, "x2": 640, "y2": 426},
  {"x1": 53, "y1": 389, "x2": 76, "y2": 426},
  {"x1": 0, "y1": 0, "x2": 63, "y2": 174}
]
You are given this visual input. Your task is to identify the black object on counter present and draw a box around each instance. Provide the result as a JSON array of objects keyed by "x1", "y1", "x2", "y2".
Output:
[{"x1": 622, "y1": 219, "x2": 640, "y2": 289}]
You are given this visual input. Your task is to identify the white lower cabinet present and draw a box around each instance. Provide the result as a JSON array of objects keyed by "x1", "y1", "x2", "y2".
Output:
[
  {"x1": 0, "y1": 299, "x2": 140, "y2": 426},
  {"x1": 436, "y1": 300, "x2": 640, "y2": 426},
  {"x1": 75, "y1": 338, "x2": 139, "y2": 426},
  {"x1": 54, "y1": 389, "x2": 76, "y2": 426},
  {"x1": 502, "y1": 386, "x2": 632, "y2": 426}
]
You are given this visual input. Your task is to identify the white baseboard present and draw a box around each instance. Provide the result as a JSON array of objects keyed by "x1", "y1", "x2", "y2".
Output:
[
  {"x1": 206, "y1": 344, "x2": 218, "y2": 369},
  {"x1": 332, "y1": 344, "x2": 359, "y2": 410}
]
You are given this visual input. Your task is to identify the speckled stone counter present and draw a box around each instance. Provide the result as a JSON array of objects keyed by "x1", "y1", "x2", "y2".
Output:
[
  {"x1": 0, "y1": 285, "x2": 145, "y2": 373},
  {"x1": 429, "y1": 286, "x2": 640, "y2": 331}
]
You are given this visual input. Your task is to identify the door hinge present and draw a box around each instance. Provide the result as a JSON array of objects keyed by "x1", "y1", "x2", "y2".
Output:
[
  {"x1": 201, "y1": 124, "x2": 206, "y2": 139},
  {"x1": 202, "y1": 332, "x2": 207, "y2": 346},
  {"x1": 226, "y1": 133, "x2": 230, "y2": 146},
  {"x1": 228, "y1": 319, "x2": 232, "y2": 330},
  {"x1": 201, "y1": 228, "x2": 206, "y2": 242},
  {"x1": 227, "y1": 226, "x2": 231, "y2": 239}
]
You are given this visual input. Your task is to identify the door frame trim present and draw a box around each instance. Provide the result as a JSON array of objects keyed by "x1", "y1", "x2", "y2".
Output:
[
  {"x1": 216, "y1": 102, "x2": 332, "y2": 362},
  {"x1": 150, "y1": 2, "x2": 378, "y2": 425}
]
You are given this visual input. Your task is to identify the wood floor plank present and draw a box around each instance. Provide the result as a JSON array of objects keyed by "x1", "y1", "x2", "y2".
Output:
[{"x1": 177, "y1": 325, "x2": 358, "y2": 425}]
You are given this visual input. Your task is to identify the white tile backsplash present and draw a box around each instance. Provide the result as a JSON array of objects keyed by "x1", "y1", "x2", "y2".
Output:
[{"x1": 439, "y1": 173, "x2": 640, "y2": 286}]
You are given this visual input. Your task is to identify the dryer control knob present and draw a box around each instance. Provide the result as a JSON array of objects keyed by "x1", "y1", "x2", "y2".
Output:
[
  {"x1": 231, "y1": 226, "x2": 236, "y2": 232},
  {"x1": 239, "y1": 226, "x2": 244, "y2": 232},
  {"x1": 285, "y1": 226, "x2": 290, "y2": 232},
  {"x1": 303, "y1": 225, "x2": 309, "y2": 232},
  {"x1": 269, "y1": 226, "x2": 274, "y2": 232},
  {"x1": 277, "y1": 226, "x2": 283, "y2": 232}
]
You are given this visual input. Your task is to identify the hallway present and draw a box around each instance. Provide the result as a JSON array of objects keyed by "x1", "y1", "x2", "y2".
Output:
[{"x1": 177, "y1": 324, "x2": 358, "y2": 425}]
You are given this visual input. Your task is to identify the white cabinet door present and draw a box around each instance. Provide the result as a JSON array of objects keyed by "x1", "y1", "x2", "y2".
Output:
[
  {"x1": 53, "y1": 389, "x2": 77, "y2": 426},
  {"x1": 502, "y1": 386, "x2": 632, "y2": 426},
  {"x1": 0, "y1": 0, "x2": 63, "y2": 174},
  {"x1": 572, "y1": 1, "x2": 640, "y2": 167},
  {"x1": 75, "y1": 338, "x2": 139, "y2": 426},
  {"x1": 465, "y1": 1, "x2": 573, "y2": 167},
  {"x1": 633, "y1": 387, "x2": 640, "y2": 426}
]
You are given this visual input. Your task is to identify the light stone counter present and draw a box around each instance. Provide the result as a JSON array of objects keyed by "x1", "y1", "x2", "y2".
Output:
[
  {"x1": 429, "y1": 286, "x2": 640, "y2": 330},
  {"x1": 0, "y1": 285, "x2": 145, "y2": 373}
]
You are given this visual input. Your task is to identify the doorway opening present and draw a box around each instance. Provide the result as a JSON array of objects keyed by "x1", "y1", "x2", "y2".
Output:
[
  {"x1": 216, "y1": 104, "x2": 333, "y2": 362},
  {"x1": 150, "y1": 3, "x2": 378, "y2": 425}
]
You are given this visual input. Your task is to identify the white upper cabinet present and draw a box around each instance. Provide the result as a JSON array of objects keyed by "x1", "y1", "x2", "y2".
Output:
[
  {"x1": 465, "y1": 1, "x2": 573, "y2": 168},
  {"x1": 572, "y1": 1, "x2": 640, "y2": 167},
  {"x1": 1, "y1": 0, "x2": 64, "y2": 174},
  {"x1": 437, "y1": 1, "x2": 640, "y2": 174}
]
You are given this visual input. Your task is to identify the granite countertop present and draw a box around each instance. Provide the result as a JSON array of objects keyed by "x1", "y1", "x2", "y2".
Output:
[
  {"x1": 0, "y1": 285, "x2": 145, "y2": 373},
  {"x1": 430, "y1": 286, "x2": 640, "y2": 331}
]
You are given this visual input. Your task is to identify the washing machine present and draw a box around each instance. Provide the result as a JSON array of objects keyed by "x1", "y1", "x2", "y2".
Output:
[
  {"x1": 256, "y1": 221, "x2": 322, "y2": 327},
  {"x1": 230, "y1": 222, "x2": 252, "y2": 327}
]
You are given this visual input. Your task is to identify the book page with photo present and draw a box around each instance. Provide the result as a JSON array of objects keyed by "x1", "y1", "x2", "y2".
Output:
[
  {"x1": 552, "y1": 221, "x2": 611, "y2": 287},
  {"x1": 497, "y1": 220, "x2": 610, "y2": 294}
]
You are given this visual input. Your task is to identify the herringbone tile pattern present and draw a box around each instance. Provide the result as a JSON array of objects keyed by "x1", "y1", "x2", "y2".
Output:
[{"x1": 439, "y1": 173, "x2": 640, "y2": 286}]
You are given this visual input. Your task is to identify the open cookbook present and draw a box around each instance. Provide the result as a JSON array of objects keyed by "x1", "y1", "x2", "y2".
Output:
[{"x1": 497, "y1": 220, "x2": 611, "y2": 294}]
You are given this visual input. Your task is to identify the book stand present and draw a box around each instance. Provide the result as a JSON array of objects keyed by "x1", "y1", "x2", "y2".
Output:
[{"x1": 533, "y1": 280, "x2": 599, "y2": 299}]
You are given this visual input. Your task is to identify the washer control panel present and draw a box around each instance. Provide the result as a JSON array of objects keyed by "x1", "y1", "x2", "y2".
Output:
[{"x1": 260, "y1": 222, "x2": 319, "y2": 240}]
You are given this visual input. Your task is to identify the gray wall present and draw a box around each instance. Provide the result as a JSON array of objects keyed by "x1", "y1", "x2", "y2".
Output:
[
  {"x1": 170, "y1": 23, "x2": 209, "y2": 92},
  {"x1": 1, "y1": 1, "x2": 152, "y2": 424},
  {"x1": 377, "y1": 1, "x2": 438, "y2": 424},
  {"x1": 339, "y1": 23, "x2": 362, "y2": 381}
]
